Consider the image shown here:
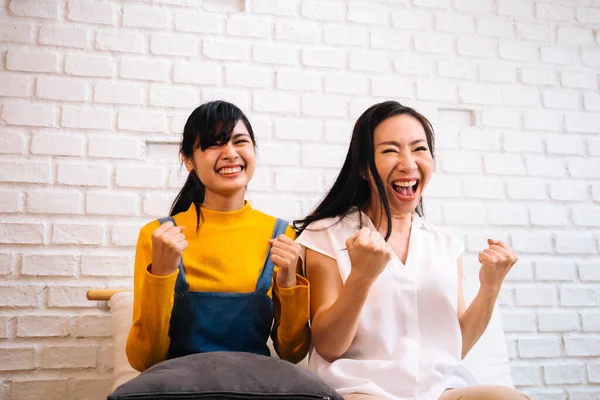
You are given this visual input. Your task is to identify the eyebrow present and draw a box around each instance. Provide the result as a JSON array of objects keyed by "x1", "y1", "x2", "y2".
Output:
[
  {"x1": 232, "y1": 133, "x2": 250, "y2": 140},
  {"x1": 377, "y1": 139, "x2": 426, "y2": 147}
]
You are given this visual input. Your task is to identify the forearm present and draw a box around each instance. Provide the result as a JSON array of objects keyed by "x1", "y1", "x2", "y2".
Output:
[
  {"x1": 311, "y1": 272, "x2": 372, "y2": 362},
  {"x1": 126, "y1": 269, "x2": 177, "y2": 371},
  {"x1": 272, "y1": 273, "x2": 310, "y2": 363},
  {"x1": 458, "y1": 288, "x2": 499, "y2": 359}
]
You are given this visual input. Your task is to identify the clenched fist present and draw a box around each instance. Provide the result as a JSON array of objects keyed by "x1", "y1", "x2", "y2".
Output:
[
  {"x1": 269, "y1": 235, "x2": 302, "y2": 288},
  {"x1": 478, "y1": 239, "x2": 518, "y2": 295},
  {"x1": 346, "y1": 228, "x2": 393, "y2": 284},
  {"x1": 150, "y1": 221, "x2": 188, "y2": 276}
]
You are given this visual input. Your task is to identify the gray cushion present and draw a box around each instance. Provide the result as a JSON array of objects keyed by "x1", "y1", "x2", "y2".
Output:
[{"x1": 107, "y1": 351, "x2": 342, "y2": 400}]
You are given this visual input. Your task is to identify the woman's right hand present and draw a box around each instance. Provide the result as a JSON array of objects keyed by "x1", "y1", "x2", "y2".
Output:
[
  {"x1": 346, "y1": 227, "x2": 392, "y2": 284},
  {"x1": 150, "y1": 221, "x2": 188, "y2": 276}
]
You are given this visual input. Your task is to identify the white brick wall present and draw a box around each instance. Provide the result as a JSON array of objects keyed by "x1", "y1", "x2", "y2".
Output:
[{"x1": 0, "y1": 0, "x2": 599, "y2": 399}]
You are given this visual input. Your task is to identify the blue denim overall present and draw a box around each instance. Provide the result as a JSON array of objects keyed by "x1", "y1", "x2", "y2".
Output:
[{"x1": 157, "y1": 216, "x2": 289, "y2": 360}]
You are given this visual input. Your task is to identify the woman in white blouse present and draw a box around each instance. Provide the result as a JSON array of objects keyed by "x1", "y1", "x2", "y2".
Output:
[{"x1": 294, "y1": 101, "x2": 527, "y2": 400}]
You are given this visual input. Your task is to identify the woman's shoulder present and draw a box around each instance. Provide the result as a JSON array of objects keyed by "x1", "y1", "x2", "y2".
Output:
[
  {"x1": 417, "y1": 216, "x2": 464, "y2": 256},
  {"x1": 301, "y1": 208, "x2": 362, "y2": 238},
  {"x1": 138, "y1": 210, "x2": 189, "y2": 239},
  {"x1": 139, "y1": 219, "x2": 161, "y2": 237},
  {"x1": 250, "y1": 207, "x2": 287, "y2": 226},
  {"x1": 248, "y1": 208, "x2": 296, "y2": 237},
  {"x1": 419, "y1": 217, "x2": 460, "y2": 240}
]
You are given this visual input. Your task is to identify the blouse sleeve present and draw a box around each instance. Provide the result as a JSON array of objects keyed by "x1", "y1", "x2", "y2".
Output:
[
  {"x1": 296, "y1": 220, "x2": 338, "y2": 260},
  {"x1": 448, "y1": 231, "x2": 465, "y2": 260}
]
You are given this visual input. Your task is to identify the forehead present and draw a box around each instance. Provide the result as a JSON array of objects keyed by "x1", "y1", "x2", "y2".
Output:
[{"x1": 373, "y1": 114, "x2": 426, "y2": 143}]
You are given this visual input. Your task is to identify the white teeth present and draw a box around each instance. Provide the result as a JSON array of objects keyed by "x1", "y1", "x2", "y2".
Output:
[
  {"x1": 217, "y1": 166, "x2": 242, "y2": 175},
  {"x1": 393, "y1": 180, "x2": 417, "y2": 187}
]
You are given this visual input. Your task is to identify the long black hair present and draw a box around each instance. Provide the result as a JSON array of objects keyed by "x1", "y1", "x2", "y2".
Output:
[
  {"x1": 293, "y1": 101, "x2": 435, "y2": 240},
  {"x1": 170, "y1": 101, "x2": 256, "y2": 226}
]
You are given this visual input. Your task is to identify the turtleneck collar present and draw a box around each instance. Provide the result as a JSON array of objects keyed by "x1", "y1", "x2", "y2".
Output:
[{"x1": 184, "y1": 200, "x2": 253, "y2": 229}]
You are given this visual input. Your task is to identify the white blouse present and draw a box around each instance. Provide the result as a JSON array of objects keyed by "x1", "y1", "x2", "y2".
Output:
[{"x1": 297, "y1": 208, "x2": 477, "y2": 400}]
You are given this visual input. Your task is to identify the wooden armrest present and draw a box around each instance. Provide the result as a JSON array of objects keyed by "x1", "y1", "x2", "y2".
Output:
[{"x1": 86, "y1": 289, "x2": 131, "y2": 301}]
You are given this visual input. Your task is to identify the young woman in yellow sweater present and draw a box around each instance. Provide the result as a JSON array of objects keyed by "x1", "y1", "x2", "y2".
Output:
[{"x1": 126, "y1": 101, "x2": 310, "y2": 372}]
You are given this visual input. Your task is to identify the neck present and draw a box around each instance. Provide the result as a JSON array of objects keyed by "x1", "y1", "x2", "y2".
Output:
[
  {"x1": 202, "y1": 189, "x2": 246, "y2": 212},
  {"x1": 363, "y1": 200, "x2": 412, "y2": 235}
]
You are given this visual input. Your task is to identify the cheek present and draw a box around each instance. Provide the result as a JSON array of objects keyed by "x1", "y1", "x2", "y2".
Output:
[
  {"x1": 418, "y1": 157, "x2": 434, "y2": 184},
  {"x1": 193, "y1": 154, "x2": 216, "y2": 178},
  {"x1": 423, "y1": 157, "x2": 434, "y2": 172},
  {"x1": 240, "y1": 148, "x2": 256, "y2": 169},
  {"x1": 243, "y1": 147, "x2": 256, "y2": 161},
  {"x1": 373, "y1": 156, "x2": 393, "y2": 176},
  {"x1": 246, "y1": 164, "x2": 256, "y2": 178}
]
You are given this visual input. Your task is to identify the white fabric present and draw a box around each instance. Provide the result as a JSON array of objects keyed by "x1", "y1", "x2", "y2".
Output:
[{"x1": 296, "y1": 209, "x2": 478, "y2": 400}]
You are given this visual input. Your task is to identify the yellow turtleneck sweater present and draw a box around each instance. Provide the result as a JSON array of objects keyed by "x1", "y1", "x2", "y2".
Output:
[{"x1": 126, "y1": 202, "x2": 310, "y2": 372}]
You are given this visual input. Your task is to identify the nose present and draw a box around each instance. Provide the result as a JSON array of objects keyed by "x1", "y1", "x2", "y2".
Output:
[
  {"x1": 220, "y1": 141, "x2": 239, "y2": 161},
  {"x1": 396, "y1": 149, "x2": 417, "y2": 172}
]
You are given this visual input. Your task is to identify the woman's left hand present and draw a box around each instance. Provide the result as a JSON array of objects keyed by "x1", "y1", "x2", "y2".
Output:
[
  {"x1": 269, "y1": 235, "x2": 302, "y2": 288},
  {"x1": 478, "y1": 239, "x2": 518, "y2": 295}
]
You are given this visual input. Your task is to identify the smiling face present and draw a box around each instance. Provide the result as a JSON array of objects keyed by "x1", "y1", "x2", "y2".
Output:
[
  {"x1": 368, "y1": 114, "x2": 434, "y2": 216},
  {"x1": 183, "y1": 119, "x2": 256, "y2": 201}
]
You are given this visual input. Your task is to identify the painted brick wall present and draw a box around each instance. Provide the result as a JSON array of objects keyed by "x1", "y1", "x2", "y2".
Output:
[{"x1": 0, "y1": 0, "x2": 599, "y2": 399}]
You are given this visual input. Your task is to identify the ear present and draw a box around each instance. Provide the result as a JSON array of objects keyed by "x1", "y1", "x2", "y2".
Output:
[
  {"x1": 181, "y1": 152, "x2": 194, "y2": 172},
  {"x1": 359, "y1": 166, "x2": 369, "y2": 180}
]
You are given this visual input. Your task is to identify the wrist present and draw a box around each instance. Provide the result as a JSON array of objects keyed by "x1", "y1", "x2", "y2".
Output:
[
  {"x1": 346, "y1": 271, "x2": 376, "y2": 294},
  {"x1": 276, "y1": 268, "x2": 297, "y2": 288},
  {"x1": 149, "y1": 263, "x2": 177, "y2": 277}
]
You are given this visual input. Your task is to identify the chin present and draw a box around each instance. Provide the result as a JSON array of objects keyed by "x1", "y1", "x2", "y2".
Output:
[
  {"x1": 218, "y1": 183, "x2": 247, "y2": 192},
  {"x1": 388, "y1": 193, "x2": 420, "y2": 215}
]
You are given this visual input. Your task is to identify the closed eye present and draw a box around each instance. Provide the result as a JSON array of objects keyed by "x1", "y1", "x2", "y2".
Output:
[
  {"x1": 382, "y1": 148, "x2": 398, "y2": 154},
  {"x1": 415, "y1": 146, "x2": 428, "y2": 152}
]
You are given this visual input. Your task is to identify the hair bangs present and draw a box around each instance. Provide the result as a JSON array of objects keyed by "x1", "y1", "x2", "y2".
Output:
[{"x1": 196, "y1": 118, "x2": 238, "y2": 151}]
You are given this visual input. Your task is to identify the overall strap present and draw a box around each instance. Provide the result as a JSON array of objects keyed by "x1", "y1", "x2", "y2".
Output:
[
  {"x1": 256, "y1": 218, "x2": 289, "y2": 293},
  {"x1": 157, "y1": 216, "x2": 188, "y2": 293}
]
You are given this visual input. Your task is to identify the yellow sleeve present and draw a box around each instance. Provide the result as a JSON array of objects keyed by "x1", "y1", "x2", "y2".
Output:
[
  {"x1": 270, "y1": 225, "x2": 311, "y2": 364},
  {"x1": 126, "y1": 221, "x2": 178, "y2": 372}
]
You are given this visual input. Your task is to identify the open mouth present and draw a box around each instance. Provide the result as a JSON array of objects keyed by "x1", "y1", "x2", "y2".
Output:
[
  {"x1": 216, "y1": 165, "x2": 244, "y2": 176},
  {"x1": 392, "y1": 179, "x2": 419, "y2": 199}
]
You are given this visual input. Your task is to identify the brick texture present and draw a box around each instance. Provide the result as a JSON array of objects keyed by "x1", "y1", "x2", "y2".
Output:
[{"x1": 0, "y1": 1, "x2": 599, "y2": 398}]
